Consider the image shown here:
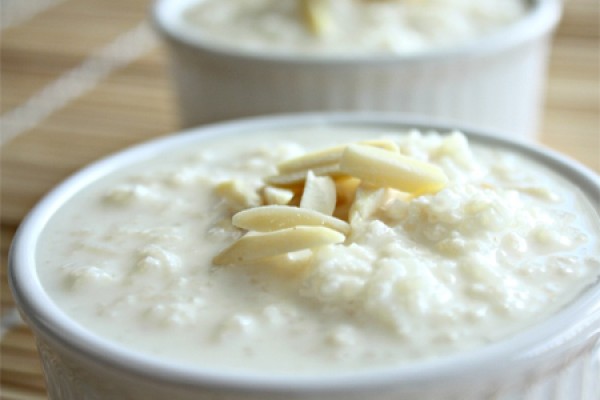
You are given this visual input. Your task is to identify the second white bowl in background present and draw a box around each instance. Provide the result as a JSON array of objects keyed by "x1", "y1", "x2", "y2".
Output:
[{"x1": 152, "y1": 0, "x2": 562, "y2": 141}]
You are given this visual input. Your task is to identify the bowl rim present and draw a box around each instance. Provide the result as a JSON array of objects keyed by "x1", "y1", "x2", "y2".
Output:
[
  {"x1": 8, "y1": 112, "x2": 600, "y2": 394},
  {"x1": 151, "y1": 0, "x2": 562, "y2": 65}
]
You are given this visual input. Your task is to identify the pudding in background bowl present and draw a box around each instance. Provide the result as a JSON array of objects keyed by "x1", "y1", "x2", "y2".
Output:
[
  {"x1": 153, "y1": 0, "x2": 562, "y2": 140},
  {"x1": 181, "y1": 0, "x2": 527, "y2": 56},
  {"x1": 9, "y1": 113, "x2": 600, "y2": 400}
]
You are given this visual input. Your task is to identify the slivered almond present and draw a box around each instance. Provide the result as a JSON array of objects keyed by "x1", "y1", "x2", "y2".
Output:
[
  {"x1": 299, "y1": 0, "x2": 332, "y2": 36},
  {"x1": 335, "y1": 176, "x2": 361, "y2": 203},
  {"x1": 262, "y1": 186, "x2": 295, "y2": 205},
  {"x1": 215, "y1": 180, "x2": 262, "y2": 210},
  {"x1": 259, "y1": 249, "x2": 314, "y2": 274},
  {"x1": 363, "y1": 139, "x2": 399, "y2": 152},
  {"x1": 277, "y1": 148, "x2": 341, "y2": 175},
  {"x1": 300, "y1": 171, "x2": 337, "y2": 215},
  {"x1": 213, "y1": 226, "x2": 345, "y2": 265},
  {"x1": 278, "y1": 139, "x2": 398, "y2": 175},
  {"x1": 340, "y1": 144, "x2": 448, "y2": 195},
  {"x1": 349, "y1": 185, "x2": 387, "y2": 224},
  {"x1": 265, "y1": 164, "x2": 343, "y2": 186},
  {"x1": 331, "y1": 177, "x2": 360, "y2": 221},
  {"x1": 232, "y1": 205, "x2": 350, "y2": 235}
]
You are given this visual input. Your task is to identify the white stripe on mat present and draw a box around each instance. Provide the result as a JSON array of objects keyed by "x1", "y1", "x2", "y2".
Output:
[
  {"x1": 0, "y1": 308, "x2": 24, "y2": 339},
  {"x1": 0, "y1": 21, "x2": 158, "y2": 145},
  {"x1": 1, "y1": 0, "x2": 67, "y2": 31}
]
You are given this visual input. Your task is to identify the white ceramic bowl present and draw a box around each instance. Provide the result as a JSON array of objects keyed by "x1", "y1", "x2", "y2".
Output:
[
  {"x1": 152, "y1": 0, "x2": 562, "y2": 141},
  {"x1": 8, "y1": 113, "x2": 600, "y2": 400}
]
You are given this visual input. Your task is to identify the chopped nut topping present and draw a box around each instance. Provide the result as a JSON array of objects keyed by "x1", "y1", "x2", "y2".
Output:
[
  {"x1": 300, "y1": 171, "x2": 337, "y2": 215},
  {"x1": 213, "y1": 226, "x2": 345, "y2": 265},
  {"x1": 277, "y1": 139, "x2": 398, "y2": 175},
  {"x1": 299, "y1": 1, "x2": 430, "y2": 37},
  {"x1": 262, "y1": 186, "x2": 295, "y2": 205},
  {"x1": 266, "y1": 164, "x2": 342, "y2": 187},
  {"x1": 299, "y1": 0, "x2": 333, "y2": 36},
  {"x1": 215, "y1": 180, "x2": 262, "y2": 210},
  {"x1": 213, "y1": 138, "x2": 448, "y2": 266},
  {"x1": 232, "y1": 205, "x2": 351, "y2": 235},
  {"x1": 340, "y1": 144, "x2": 448, "y2": 195}
]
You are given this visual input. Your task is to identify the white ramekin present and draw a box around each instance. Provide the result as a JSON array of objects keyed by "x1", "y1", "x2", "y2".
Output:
[
  {"x1": 152, "y1": 0, "x2": 562, "y2": 141},
  {"x1": 8, "y1": 113, "x2": 600, "y2": 400}
]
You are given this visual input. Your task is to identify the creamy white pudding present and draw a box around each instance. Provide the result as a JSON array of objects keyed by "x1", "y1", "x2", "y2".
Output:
[
  {"x1": 179, "y1": 0, "x2": 527, "y2": 55},
  {"x1": 36, "y1": 126, "x2": 600, "y2": 375}
]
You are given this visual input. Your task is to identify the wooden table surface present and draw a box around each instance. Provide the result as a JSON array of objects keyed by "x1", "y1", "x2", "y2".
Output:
[{"x1": 1, "y1": 1, "x2": 598, "y2": 398}]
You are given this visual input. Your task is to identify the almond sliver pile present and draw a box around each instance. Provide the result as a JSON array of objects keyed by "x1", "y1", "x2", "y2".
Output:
[
  {"x1": 299, "y1": 0, "x2": 333, "y2": 36},
  {"x1": 299, "y1": 0, "x2": 429, "y2": 36},
  {"x1": 213, "y1": 139, "x2": 448, "y2": 266}
]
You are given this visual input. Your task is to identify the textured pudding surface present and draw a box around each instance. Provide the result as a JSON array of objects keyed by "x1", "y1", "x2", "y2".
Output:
[
  {"x1": 37, "y1": 126, "x2": 600, "y2": 374},
  {"x1": 178, "y1": 0, "x2": 527, "y2": 55}
]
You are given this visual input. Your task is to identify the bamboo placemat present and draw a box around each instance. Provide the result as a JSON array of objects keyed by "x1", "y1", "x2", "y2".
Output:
[{"x1": 1, "y1": 0, "x2": 598, "y2": 398}]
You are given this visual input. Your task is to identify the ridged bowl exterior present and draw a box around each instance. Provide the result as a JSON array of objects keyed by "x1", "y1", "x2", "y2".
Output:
[
  {"x1": 165, "y1": 38, "x2": 550, "y2": 141},
  {"x1": 35, "y1": 330, "x2": 599, "y2": 400}
]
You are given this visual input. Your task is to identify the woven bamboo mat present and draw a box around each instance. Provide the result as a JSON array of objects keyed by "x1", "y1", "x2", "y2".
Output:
[{"x1": 1, "y1": 0, "x2": 598, "y2": 398}]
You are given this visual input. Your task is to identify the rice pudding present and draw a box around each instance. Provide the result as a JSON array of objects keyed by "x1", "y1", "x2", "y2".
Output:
[
  {"x1": 36, "y1": 126, "x2": 600, "y2": 375},
  {"x1": 179, "y1": 0, "x2": 528, "y2": 55}
]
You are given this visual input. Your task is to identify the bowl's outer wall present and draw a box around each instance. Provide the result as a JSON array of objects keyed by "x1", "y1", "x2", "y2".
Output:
[
  {"x1": 34, "y1": 326, "x2": 600, "y2": 400},
  {"x1": 165, "y1": 37, "x2": 550, "y2": 141}
]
